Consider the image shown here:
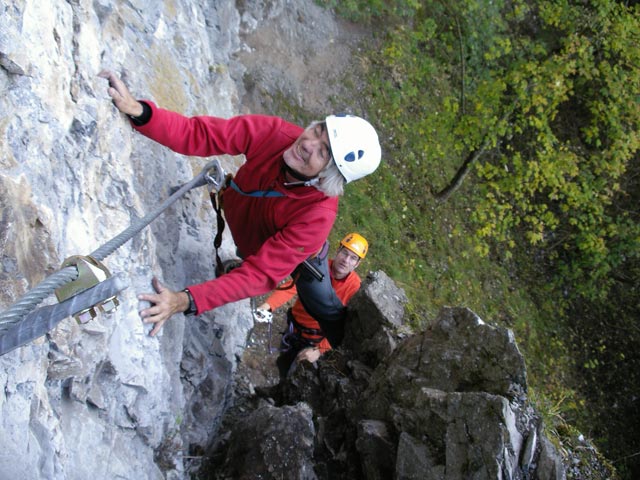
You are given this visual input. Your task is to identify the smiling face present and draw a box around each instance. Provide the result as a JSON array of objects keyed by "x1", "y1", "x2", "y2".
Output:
[
  {"x1": 331, "y1": 247, "x2": 361, "y2": 280},
  {"x1": 283, "y1": 122, "x2": 332, "y2": 179}
]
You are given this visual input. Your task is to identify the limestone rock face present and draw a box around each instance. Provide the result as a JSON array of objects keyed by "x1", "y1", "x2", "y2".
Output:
[
  {"x1": 0, "y1": 1, "x2": 239, "y2": 478},
  {"x1": 0, "y1": 0, "x2": 361, "y2": 478}
]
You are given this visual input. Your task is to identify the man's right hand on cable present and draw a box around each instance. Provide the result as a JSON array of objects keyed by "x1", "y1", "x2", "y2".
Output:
[
  {"x1": 98, "y1": 70, "x2": 144, "y2": 117},
  {"x1": 139, "y1": 277, "x2": 190, "y2": 337}
]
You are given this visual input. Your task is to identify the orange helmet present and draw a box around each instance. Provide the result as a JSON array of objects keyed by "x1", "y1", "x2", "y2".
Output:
[{"x1": 339, "y1": 233, "x2": 368, "y2": 259}]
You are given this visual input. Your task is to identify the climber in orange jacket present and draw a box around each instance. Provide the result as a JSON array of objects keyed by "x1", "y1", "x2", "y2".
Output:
[{"x1": 256, "y1": 233, "x2": 368, "y2": 378}]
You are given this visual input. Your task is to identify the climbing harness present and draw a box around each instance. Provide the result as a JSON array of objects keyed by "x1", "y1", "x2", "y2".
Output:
[
  {"x1": 0, "y1": 160, "x2": 225, "y2": 356},
  {"x1": 209, "y1": 175, "x2": 286, "y2": 276},
  {"x1": 208, "y1": 175, "x2": 324, "y2": 283},
  {"x1": 229, "y1": 179, "x2": 285, "y2": 198},
  {"x1": 288, "y1": 310, "x2": 324, "y2": 341},
  {"x1": 280, "y1": 309, "x2": 324, "y2": 354}
]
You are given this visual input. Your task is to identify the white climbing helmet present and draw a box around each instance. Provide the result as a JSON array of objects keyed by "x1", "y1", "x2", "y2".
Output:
[{"x1": 325, "y1": 114, "x2": 381, "y2": 183}]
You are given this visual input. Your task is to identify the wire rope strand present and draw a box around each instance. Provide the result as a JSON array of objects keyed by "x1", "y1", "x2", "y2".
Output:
[
  {"x1": 90, "y1": 173, "x2": 204, "y2": 261},
  {"x1": 0, "y1": 160, "x2": 218, "y2": 331},
  {"x1": 0, "y1": 266, "x2": 78, "y2": 329}
]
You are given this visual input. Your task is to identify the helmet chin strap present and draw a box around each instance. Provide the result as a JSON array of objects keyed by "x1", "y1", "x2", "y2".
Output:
[
  {"x1": 284, "y1": 177, "x2": 320, "y2": 188},
  {"x1": 283, "y1": 164, "x2": 320, "y2": 188}
]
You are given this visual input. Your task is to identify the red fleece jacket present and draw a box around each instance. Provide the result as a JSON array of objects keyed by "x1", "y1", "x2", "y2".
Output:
[{"x1": 132, "y1": 103, "x2": 338, "y2": 313}]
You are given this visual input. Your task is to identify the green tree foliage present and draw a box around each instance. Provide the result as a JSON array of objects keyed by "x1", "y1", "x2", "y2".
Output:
[
  {"x1": 358, "y1": 0, "x2": 640, "y2": 301},
  {"x1": 473, "y1": 0, "x2": 640, "y2": 302}
]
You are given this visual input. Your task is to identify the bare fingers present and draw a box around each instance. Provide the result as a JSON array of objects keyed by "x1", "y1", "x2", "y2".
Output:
[{"x1": 98, "y1": 70, "x2": 143, "y2": 116}]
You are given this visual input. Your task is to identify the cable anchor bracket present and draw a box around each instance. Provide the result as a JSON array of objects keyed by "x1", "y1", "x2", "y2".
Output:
[{"x1": 54, "y1": 255, "x2": 120, "y2": 324}]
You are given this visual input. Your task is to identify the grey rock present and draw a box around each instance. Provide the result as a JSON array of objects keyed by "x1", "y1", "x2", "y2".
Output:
[
  {"x1": 355, "y1": 419, "x2": 395, "y2": 480},
  {"x1": 343, "y1": 270, "x2": 408, "y2": 366},
  {"x1": 221, "y1": 402, "x2": 317, "y2": 480},
  {"x1": 536, "y1": 435, "x2": 567, "y2": 480},
  {"x1": 208, "y1": 287, "x2": 584, "y2": 479},
  {"x1": 396, "y1": 431, "x2": 444, "y2": 480}
]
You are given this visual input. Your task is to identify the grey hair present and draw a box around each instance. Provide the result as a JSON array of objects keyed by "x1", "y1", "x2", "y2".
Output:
[
  {"x1": 317, "y1": 160, "x2": 345, "y2": 196},
  {"x1": 306, "y1": 120, "x2": 346, "y2": 197}
]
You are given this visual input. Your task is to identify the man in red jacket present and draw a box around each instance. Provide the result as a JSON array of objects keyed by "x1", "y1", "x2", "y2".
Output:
[
  {"x1": 99, "y1": 71, "x2": 381, "y2": 336},
  {"x1": 257, "y1": 233, "x2": 368, "y2": 378}
]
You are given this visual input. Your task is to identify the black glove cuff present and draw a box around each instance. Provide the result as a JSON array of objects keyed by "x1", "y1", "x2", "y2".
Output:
[
  {"x1": 129, "y1": 101, "x2": 152, "y2": 126},
  {"x1": 183, "y1": 288, "x2": 197, "y2": 315}
]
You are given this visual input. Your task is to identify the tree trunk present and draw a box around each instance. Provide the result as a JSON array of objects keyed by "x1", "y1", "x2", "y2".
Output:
[{"x1": 432, "y1": 143, "x2": 488, "y2": 202}]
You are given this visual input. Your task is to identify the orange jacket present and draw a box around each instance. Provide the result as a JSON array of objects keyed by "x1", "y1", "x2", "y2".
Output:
[{"x1": 266, "y1": 261, "x2": 361, "y2": 352}]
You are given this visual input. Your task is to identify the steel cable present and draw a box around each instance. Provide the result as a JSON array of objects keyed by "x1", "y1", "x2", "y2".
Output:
[{"x1": 0, "y1": 160, "x2": 222, "y2": 332}]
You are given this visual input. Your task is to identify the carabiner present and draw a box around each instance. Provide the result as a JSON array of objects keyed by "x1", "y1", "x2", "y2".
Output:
[{"x1": 204, "y1": 158, "x2": 226, "y2": 192}]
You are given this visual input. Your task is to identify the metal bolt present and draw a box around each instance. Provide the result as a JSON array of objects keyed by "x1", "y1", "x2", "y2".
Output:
[
  {"x1": 98, "y1": 296, "x2": 120, "y2": 314},
  {"x1": 75, "y1": 307, "x2": 97, "y2": 324}
]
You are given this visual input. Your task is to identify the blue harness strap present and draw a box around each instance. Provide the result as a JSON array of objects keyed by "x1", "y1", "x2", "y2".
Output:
[{"x1": 230, "y1": 179, "x2": 285, "y2": 197}]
